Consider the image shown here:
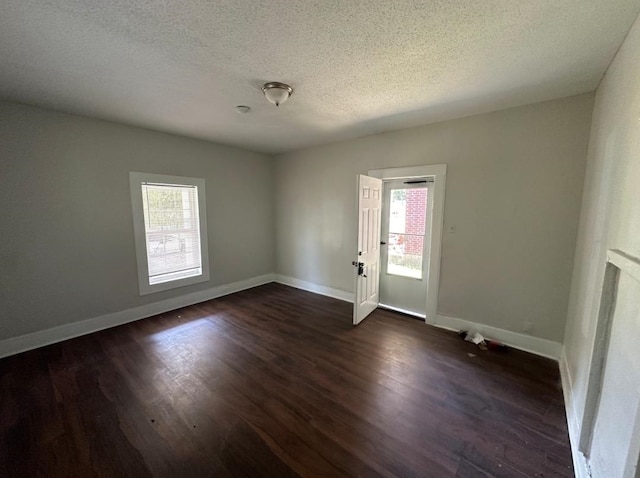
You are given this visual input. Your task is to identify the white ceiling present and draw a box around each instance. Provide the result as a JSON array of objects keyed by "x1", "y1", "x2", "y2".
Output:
[{"x1": 1, "y1": 1, "x2": 639, "y2": 154}]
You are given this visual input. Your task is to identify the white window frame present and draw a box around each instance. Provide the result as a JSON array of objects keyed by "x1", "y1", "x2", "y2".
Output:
[{"x1": 129, "y1": 172, "x2": 210, "y2": 295}]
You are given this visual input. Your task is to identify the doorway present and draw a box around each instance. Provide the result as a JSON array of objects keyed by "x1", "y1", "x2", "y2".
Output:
[
  {"x1": 379, "y1": 179, "x2": 432, "y2": 317},
  {"x1": 355, "y1": 164, "x2": 446, "y2": 326}
]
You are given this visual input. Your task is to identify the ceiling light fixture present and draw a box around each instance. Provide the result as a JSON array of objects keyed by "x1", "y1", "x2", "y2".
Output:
[
  {"x1": 261, "y1": 82, "x2": 293, "y2": 106},
  {"x1": 235, "y1": 105, "x2": 251, "y2": 114}
]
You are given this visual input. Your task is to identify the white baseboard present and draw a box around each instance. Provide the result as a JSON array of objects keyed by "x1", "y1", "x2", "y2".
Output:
[
  {"x1": 433, "y1": 314, "x2": 562, "y2": 360},
  {"x1": 273, "y1": 275, "x2": 561, "y2": 360},
  {"x1": 560, "y1": 349, "x2": 592, "y2": 478},
  {"x1": 274, "y1": 274, "x2": 353, "y2": 303},
  {"x1": 0, "y1": 273, "x2": 275, "y2": 359}
]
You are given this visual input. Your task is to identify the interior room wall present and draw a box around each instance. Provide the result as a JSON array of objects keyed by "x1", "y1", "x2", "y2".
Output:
[
  {"x1": 274, "y1": 94, "x2": 594, "y2": 343},
  {"x1": 0, "y1": 101, "x2": 275, "y2": 343},
  {"x1": 562, "y1": 12, "x2": 640, "y2": 477}
]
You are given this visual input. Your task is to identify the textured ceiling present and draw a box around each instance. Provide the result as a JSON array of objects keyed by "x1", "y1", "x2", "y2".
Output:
[{"x1": 1, "y1": 0, "x2": 639, "y2": 154}]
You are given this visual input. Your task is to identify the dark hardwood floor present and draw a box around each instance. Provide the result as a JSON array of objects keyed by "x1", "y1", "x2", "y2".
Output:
[{"x1": 0, "y1": 283, "x2": 573, "y2": 477}]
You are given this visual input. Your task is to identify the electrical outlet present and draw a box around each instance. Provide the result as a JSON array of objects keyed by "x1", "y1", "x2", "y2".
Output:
[{"x1": 523, "y1": 321, "x2": 534, "y2": 334}]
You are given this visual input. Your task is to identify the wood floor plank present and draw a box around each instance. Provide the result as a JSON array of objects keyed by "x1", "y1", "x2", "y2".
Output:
[{"x1": 0, "y1": 283, "x2": 574, "y2": 477}]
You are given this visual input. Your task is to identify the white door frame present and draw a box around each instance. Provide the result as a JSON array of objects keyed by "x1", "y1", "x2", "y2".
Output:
[
  {"x1": 368, "y1": 164, "x2": 447, "y2": 324},
  {"x1": 578, "y1": 249, "x2": 640, "y2": 477}
]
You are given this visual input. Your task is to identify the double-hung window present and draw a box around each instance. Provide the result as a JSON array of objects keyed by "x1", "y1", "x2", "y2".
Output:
[{"x1": 130, "y1": 172, "x2": 209, "y2": 295}]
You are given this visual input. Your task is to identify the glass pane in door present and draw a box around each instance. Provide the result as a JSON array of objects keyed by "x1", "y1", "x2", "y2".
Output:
[
  {"x1": 387, "y1": 188, "x2": 427, "y2": 279},
  {"x1": 388, "y1": 233, "x2": 424, "y2": 278}
]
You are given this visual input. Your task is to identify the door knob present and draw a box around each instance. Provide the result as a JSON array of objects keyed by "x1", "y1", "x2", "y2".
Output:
[{"x1": 351, "y1": 261, "x2": 365, "y2": 276}]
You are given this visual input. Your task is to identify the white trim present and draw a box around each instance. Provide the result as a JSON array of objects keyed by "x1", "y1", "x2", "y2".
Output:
[
  {"x1": 1, "y1": 273, "x2": 563, "y2": 361},
  {"x1": 608, "y1": 248, "x2": 640, "y2": 282},
  {"x1": 272, "y1": 277, "x2": 560, "y2": 360},
  {"x1": 573, "y1": 249, "x2": 640, "y2": 469},
  {"x1": 560, "y1": 349, "x2": 593, "y2": 478},
  {"x1": 274, "y1": 274, "x2": 353, "y2": 303},
  {"x1": 368, "y1": 164, "x2": 447, "y2": 180},
  {"x1": 578, "y1": 258, "x2": 620, "y2": 456},
  {"x1": 129, "y1": 172, "x2": 210, "y2": 295},
  {"x1": 368, "y1": 164, "x2": 446, "y2": 324},
  {"x1": 0, "y1": 273, "x2": 275, "y2": 359},
  {"x1": 433, "y1": 314, "x2": 562, "y2": 360}
]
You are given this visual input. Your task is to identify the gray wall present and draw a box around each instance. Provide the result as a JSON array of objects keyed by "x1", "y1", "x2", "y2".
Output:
[
  {"x1": 0, "y1": 101, "x2": 274, "y2": 341},
  {"x1": 563, "y1": 12, "x2": 640, "y2": 477},
  {"x1": 0, "y1": 93, "x2": 596, "y2": 347},
  {"x1": 275, "y1": 94, "x2": 594, "y2": 342}
]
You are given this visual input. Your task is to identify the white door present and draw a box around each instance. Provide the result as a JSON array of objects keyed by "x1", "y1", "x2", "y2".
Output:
[
  {"x1": 353, "y1": 174, "x2": 382, "y2": 325},
  {"x1": 379, "y1": 179, "x2": 431, "y2": 316}
]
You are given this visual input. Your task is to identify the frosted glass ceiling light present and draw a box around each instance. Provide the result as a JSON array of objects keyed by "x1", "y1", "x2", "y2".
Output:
[{"x1": 262, "y1": 82, "x2": 293, "y2": 106}]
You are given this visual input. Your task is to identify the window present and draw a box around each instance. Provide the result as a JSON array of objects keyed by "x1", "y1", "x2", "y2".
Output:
[
  {"x1": 387, "y1": 187, "x2": 428, "y2": 279},
  {"x1": 130, "y1": 172, "x2": 209, "y2": 295}
]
